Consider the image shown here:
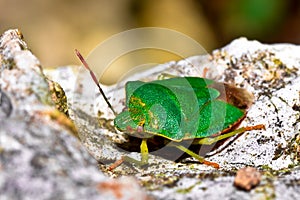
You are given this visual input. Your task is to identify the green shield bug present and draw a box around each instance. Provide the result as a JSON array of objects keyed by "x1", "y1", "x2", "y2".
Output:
[{"x1": 75, "y1": 49, "x2": 265, "y2": 169}]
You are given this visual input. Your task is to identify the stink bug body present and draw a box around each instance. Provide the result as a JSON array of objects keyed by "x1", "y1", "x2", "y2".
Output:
[{"x1": 75, "y1": 50, "x2": 264, "y2": 169}]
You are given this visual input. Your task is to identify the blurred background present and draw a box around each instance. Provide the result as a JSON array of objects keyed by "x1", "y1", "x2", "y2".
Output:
[{"x1": 0, "y1": 0, "x2": 299, "y2": 84}]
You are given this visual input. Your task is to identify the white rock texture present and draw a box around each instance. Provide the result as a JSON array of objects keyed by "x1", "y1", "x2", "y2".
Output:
[
  {"x1": 0, "y1": 29, "x2": 149, "y2": 200},
  {"x1": 2, "y1": 28, "x2": 300, "y2": 199}
]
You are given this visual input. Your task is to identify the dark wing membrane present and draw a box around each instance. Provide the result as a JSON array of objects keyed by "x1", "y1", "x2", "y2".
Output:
[{"x1": 210, "y1": 82, "x2": 254, "y2": 110}]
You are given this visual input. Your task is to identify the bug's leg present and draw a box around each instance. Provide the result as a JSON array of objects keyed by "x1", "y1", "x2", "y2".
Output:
[
  {"x1": 108, "y1": 157, "x2": 125, "y2": 170},
  {"x1": 120, "y1": 139, "x2": 149, "y2": 166},
  {"x1": 171, "y1": 144, "x2": 219, "y2": 169},
  {"x1": 197, "y1": 124, "x2": 265, "y2": 145},
  {"x1": 140, "y1": 138, "x2": 149, "y2": 165},
  {"x1": 157, "y1": 73, "x2": 177, "y2": 80},
  {"x1": 202, "y1": 67, "x2": 208, "y2": 78},
  {"x1": 108, "y1": 139, "x2": 149, "y2": 170}
]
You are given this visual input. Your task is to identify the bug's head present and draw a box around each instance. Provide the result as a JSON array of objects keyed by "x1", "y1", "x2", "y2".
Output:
[
  {"x1": 114, "y1": 81, "x2": 165, "y2": 139},
  {"x1": 114, "y1": 81, "x2": 150, "y2": 135},
  {"x1": 114, "y1": 111, "x2": 138, "y2": 131},
  {"x1": 114, "y1": 110, "x2": 154, "y2": 139}
]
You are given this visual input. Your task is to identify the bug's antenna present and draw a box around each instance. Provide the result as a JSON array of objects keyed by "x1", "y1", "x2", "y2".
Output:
[{"x1": 75, "y1": 49, "x2": 116, "y2": 115}]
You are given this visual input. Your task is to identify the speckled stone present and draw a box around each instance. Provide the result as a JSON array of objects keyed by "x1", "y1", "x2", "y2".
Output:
[
  {"x1": 47, "y1": 37, "x2": 300, "y2": 200},
  {"x1": 0, "y1": 29, "x2": 149, "y2": 200}
]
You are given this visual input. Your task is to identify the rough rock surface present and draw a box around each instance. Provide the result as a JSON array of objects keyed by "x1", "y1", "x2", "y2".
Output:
[
  {"x1": 0, "y1": 29, "x2": 149, "y2": 200},
  {"x1": 47, "y1": 37, "x2": 300, "y2": 199},
  {"x1": 2, "y1": 28, "x2": 300, "y2": 200}
]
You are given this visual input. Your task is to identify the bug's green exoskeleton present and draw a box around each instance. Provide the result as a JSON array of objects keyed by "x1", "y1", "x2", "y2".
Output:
[{"x1": 75, "y1": 50, "x2": 265, "y2": 169}]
